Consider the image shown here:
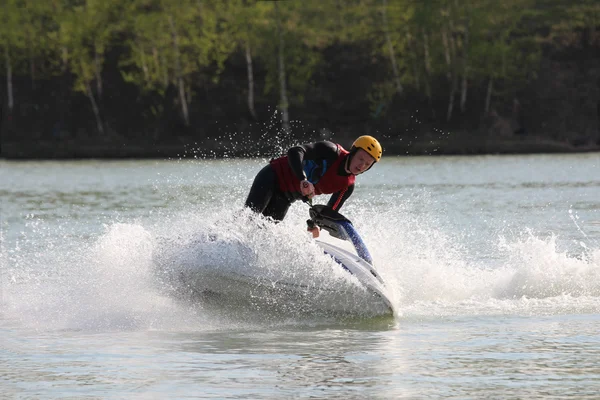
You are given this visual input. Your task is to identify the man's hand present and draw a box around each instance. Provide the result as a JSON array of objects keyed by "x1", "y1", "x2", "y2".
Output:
[
  {"x1": 300, "y1": 180, "x2": 315, "y2": 199},
  {"x1": 308, "y1": 226, "x2": 320, "y2": 238}
]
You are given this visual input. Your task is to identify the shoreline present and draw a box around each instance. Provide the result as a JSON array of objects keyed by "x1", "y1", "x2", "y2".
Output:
[{"x1": 1, "y1": 136, "x2": 599, "y2": 160}]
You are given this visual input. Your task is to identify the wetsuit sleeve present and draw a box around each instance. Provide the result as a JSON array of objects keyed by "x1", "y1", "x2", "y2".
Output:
[
  {"x1": 327, "y1": 184, "x2": 354, "y2": 211},
  {"x1": 287, "y1": 141, "x2": 340, "y2": 181}
]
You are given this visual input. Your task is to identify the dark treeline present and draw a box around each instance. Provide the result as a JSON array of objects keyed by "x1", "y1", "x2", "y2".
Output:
[{"x1": 1, "y1": 0, "x2": 599, "y2": 158}]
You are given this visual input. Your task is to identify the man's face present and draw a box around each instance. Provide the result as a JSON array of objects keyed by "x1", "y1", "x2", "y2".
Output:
[{"x1": 349, "y1": 149, "x2": 376, "y2": 175}]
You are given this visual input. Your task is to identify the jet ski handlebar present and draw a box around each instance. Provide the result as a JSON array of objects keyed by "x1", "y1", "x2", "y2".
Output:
[
  {"x1": 307, "y1": 205, "x2": 352, "y2": 241},
  {"x1": 306, "y1": 204, "x2": 373, "y2": 264}
]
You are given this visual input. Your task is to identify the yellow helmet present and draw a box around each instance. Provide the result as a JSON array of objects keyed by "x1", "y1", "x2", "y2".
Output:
[{"x1": 351, "y1": 135, "x2": 382, "y2": 162}]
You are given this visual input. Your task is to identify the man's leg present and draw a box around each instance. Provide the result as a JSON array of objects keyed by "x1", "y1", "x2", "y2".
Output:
[
  {"x1": 262, "y1": 192, "x2": 292, "y2": 221},
  {"x1": 245, "y1": 164, "x2": 277, "y2": 214}
]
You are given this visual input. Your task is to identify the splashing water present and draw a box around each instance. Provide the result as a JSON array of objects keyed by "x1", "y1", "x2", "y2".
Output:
[
  {"x1": 2, "y1": 156, "x2": 600, "y2": 333},
  {"x1": 4, "y1": 196, "x2": 600, "y2": 333}
]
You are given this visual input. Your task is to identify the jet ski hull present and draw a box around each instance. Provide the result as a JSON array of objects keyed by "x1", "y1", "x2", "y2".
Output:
[{"x1": 316, "y1": 240, "x2": 393, "y2": 316}]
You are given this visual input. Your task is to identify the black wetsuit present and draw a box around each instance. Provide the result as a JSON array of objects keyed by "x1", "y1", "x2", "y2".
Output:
[{"x1": 245, "y1": 141, "x2": 354, "y2": 221}]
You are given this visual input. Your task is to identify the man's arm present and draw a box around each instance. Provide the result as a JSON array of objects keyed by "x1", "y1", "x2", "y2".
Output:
[
  {"x1": 327, "y1": 184, "x2": 354, "y2": 211},
  {"x1": 287, "y1": 141, "x2": 339, "y2": 181}
]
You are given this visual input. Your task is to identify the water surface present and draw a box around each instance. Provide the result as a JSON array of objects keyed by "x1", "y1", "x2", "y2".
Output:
[{"x1": 1, "y1": 154, "x2": 600, "y2": 398}]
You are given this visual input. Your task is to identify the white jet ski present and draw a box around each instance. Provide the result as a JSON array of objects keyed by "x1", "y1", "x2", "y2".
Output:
[
  {"x1": 153, "y1": 205, "x2": 393, "y2": 317},
  {"x1": 307, "y1": 205, "x2": 394, "y2": 315}
]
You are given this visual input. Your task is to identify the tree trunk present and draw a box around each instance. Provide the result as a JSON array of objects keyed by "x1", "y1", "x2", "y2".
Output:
[
  {"x1": 443, "y1": 19, "x2": 458, "y2": 121},
  {"x1": 382, "y1": 0, "x2": 403, "y2": 95},
  {"x1": 484, "y1": 76, "x2": 493, "y2": 115},
  {"x1": 161, "y1": 53, "x2": 169, "y2": 88},
  {"x1": 169, "y1": 15, "x2": 189, "y2": 126},
  {"x1": 422, "y1": 29, "x2": 432, "y2": 103},
  {"x1": 5, "y1": 46, "x2": 13, "y2": 111},
  {"x1": 245, "y1": 41, "x2": 257, "y2": 120},
  {"x1": 85, "y1": 81, "x2": 104, "y2": 135},
  {"x1": 441, "y1": 28, "x2": 452, "y2": 81},
  {"x1": 274, "y1": 3, "x2": 290, "y2": 135},
  {"x1": 460, "y1": 17, "x2": 470, "y2": 113},
  {"x1": 152, "y1": 47, "x2": 162, "y2": 84},
  {"x1": 29, "y1": 47, "x2": 36, "y2": 90},
  {"x1": 94, "y1": 43, "x2": 103, "y2": 98},
  {"x1": 596, "y1": 99, "x2": 600, "y2": 143},
  {"x1": 140, "y1": 46, "x2": 149, "y2": 81},
  {"x1": 442, "y1": 27, "x2": 455, "y2": 120},
  {"x1": 447, "y1": 73, "x2": 457, "y2": 122},
  {"x1": 408, "y1": 31, "x2": 420, "y2": 90},
  {"x1": 336, "y1": 0, "x2": 346, "y2": 31},
  {"x1": 62, "y1": 46, "x2": 68, "y2": 72},
  {"x1": 177, "y1": 78, "x2": 189, "y2": 127},
  {"x1": 58, "y1": 46, "x2": 69, "y2": 137}
]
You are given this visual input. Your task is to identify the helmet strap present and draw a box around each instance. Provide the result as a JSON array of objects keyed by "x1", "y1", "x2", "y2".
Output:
[{"x1": 345, "y1": 147, "x2": 358, "y2": 174}]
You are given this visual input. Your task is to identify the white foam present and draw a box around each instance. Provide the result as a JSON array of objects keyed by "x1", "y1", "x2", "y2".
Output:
[
  {"x1": 336, "y1": 198, "x2": 600, "y2": 317},
  {"x1": 4, "y1": 193, "x2": 600, "y2": 331}
]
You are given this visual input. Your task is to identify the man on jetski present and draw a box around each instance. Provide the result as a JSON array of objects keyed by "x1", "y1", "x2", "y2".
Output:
[{"x1": 244, "y1": 135, "x2": 382, "y2": 237}]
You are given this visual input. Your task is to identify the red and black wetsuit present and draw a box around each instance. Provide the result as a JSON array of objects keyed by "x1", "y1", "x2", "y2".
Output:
[{"x1": 244, "y1": 141, "x2": 355, "y2": 221}]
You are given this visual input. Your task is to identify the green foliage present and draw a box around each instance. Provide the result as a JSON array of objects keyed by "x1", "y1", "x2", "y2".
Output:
[
  {"x1": 548, "y1": 1, "x2": 600, "y2": 47},
  {"x1": 0, "y1": 0, "x2": 25, "y2": 69},
  {"x1": 255, "y1": 2, "x2": 324, "y2": 105},
  {"x1": 120, "y1": 0, "x2": 235, "y2": 98},
  {"x1": 49, "y1": 0, "x2": 124, "y2": 93},
  {"x1": 0, "y1": 0, "x2": 592, "y2": 123}
]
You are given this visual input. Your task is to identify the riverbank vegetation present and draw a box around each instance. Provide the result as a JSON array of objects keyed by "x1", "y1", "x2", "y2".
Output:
[{"x1": 1, "y1": 0, "x2": 599, "y2": 158}]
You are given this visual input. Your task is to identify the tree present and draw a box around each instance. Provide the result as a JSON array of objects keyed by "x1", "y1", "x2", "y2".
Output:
[
  {"x1": 121, "y1": 0, "x2": 234, "y2": 129},
  {"x1": 221, "y1": 0, "x2": 271, "y2": 121},
  {"x1": 0, "y1": 0, "x2": 25, "y2": 113},
  {"x1": 382, "y1": 0, "x2": 403, "y2": 95},
  {"x1": 274, "y1": 2, "x2": 290, "y2": 134},
  {"x1": 16, "y1": 0, "x2": 56, "y2": 90},
  {"x1": 467, "y1": 0, "x2": 539, "y2": 117},
  {"x1": 53, "y1": 0, "x2": 124, "y2": 135}
]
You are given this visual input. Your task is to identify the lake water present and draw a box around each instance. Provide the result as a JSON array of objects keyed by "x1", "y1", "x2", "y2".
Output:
[{"x1": 1, "y1": 154, "x2": 600, "y2": 399}]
